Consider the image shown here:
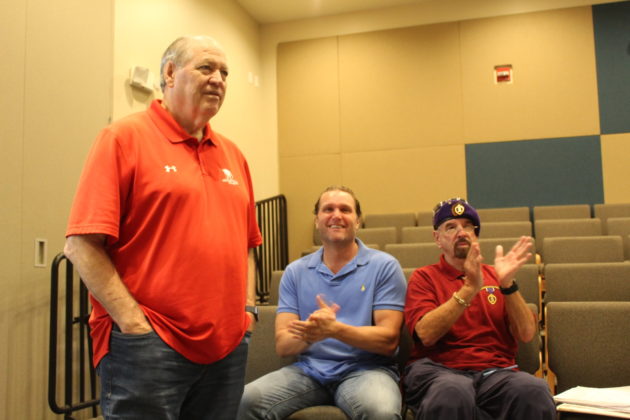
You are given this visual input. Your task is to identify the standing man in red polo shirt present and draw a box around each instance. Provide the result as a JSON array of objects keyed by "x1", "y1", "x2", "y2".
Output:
[
  {"x1": 403, "y1": 198, "x2": 555, "y2": 420},
  {"x1": 64, "y1": 35, "x2": 262, "y2": 419}
]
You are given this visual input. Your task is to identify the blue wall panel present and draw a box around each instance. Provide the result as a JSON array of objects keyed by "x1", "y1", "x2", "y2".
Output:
[
  {"x1": 466, "y1": 136, "x2": 604, "y2": 209},
  {"x1": 593, "y1": 1, "x2": 630, "y2": 134}
]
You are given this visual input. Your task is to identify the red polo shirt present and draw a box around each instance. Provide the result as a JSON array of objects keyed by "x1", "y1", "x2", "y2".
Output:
[
  {"x1": 404, "y1": 255, "x2": 517, "y2": 371},
  {"x1": 67, "y1": 100, "x2": 262, "y2": 366}
]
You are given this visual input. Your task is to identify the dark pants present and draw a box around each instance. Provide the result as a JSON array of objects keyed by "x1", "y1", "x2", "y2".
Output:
[
  {"x1": 97, "y1": 328, "x2": 251, "y2": 420},
  {"x1": 403, "y1": 358, "x2": 556, "y2": 420}
]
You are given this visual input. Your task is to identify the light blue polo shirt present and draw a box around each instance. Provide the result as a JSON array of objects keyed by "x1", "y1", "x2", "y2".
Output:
[{"x1": 278, "y1": 239, "x2": 407, "y2": 384}]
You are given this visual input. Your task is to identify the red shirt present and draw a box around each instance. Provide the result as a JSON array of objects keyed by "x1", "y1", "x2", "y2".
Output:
[
  {"x1": 404, "y1": 255, "x2": 517, "y2": 371},
  {"x1": 67, "y1": 100, "x2": 262, "y2": 366}
]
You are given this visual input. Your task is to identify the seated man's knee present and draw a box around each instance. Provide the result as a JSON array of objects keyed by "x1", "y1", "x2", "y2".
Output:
[
  {"x1": 236, "y1": 384, "x2": 261, "y2": 419},
  {"x1": 420, "y1": 374, "x2": 475, "y2": 416},
  {"x1": 354, "y1": 393, "x2": 401, "y2": 420}
]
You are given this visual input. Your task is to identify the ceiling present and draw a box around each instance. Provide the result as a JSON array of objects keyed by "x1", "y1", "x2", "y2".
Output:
[
  {"x1": 235, "y1": 0, "x2": 621, "y2": 25},
  {"x1": 235, "y1": 0, "x2": 432, "y2": 24}
]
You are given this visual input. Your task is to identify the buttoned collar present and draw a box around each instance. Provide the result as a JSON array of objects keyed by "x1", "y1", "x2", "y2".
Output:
[
  {"x1": 147, "y1": 99, "x2": 217, "y2": 145},
  {"x1": 306, "y1": 238, "x2": 371, "y2": 276},
  {"x1": 438, "y1": 253, "x2": 466, "y2": 280}
]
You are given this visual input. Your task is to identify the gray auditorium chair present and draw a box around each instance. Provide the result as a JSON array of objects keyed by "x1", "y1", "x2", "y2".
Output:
[
  {"x1": 514, "y1": 264, "x2": 542, "y2": 315},
  {"x1": 477, "y1": 206, "x2": 530, "y2": 222},
  {"x1": 534, "y1": 218, "x2": 602, "y2": 254},
  {"x1": 546, "y1": 302, "x2": 630, "y2": 395},
  {"x1": 362, "y1": 212, "x2": 417, "y2": 242},
  {"x1": 268, "y1": 270, "x2": 284, "y2": 305},
  {"x1": 515, "y1": 303, "x2": 543, "y2": 377},
  {"x1": 357, "y1": 227, "x2": 398, "y2": 249},
  {"x1": 543, "y1": 262, "x2": 630, "y2": 303},
  {"x1": 416, "y1": 211, "x2": 434, "y2": 227},
  {"x1": 478, "y1": 237, "x2": 537, "y2": 265},
  {"x1": 402, "y1": 267, "x2": 417, "y2": 281},
  {"x1": 301, "y1": 245, "x2": 321, "y2": 257},
  {"x1": 481, "y1": 221, "x2": 533, "y2": 239},
  {"x1": 401, "y1": 226, "x2": 434, "y2": 243},
  {"x1": 606, "y1": 217, "x2": 630, "y2": 260},
  {"x1": 542, "y1": 236, "x2": 624, "y2": 264},
  {"x1": 244, "y1": 305, "x2": 295, "y2": 384},
  {"x1": 594, "y1": 203, "x2": 630, "y2": 228},
  {"x1": 384, "y1": 243, "x2": 441, "y2": 269},
  {"x1": 533, "y1": 204, "x2": 591, "y2": 221}
]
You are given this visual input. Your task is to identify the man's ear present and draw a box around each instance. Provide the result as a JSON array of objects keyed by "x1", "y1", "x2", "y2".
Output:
[
  {"x1": 433, "y1": 230, "x2": 442, "y2": 249},
  {"x1": 163, "y1": 61, "x2": 176, "y2": 88}
]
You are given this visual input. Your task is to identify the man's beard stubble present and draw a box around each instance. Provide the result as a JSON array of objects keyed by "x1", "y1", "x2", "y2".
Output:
[{"x1": 454, "y1": 239, "x2": 471, "y2": 259}]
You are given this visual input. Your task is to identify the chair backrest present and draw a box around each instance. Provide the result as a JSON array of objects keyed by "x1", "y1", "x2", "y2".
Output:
[
  {"x1": 534, "y1": 218, "x2": 602, "y2": 253},
  {"x1": 533, "y1": 204, "x2": 591, "y2": 220},
  {"x1": 542, "y1": 236, "x2": 624, "y2": 263},
  {"x1": 363, "y1": 212, "x2": 417, "y2": 242},
  {"x1": 546, "y1": 302, "x2": 630, "y2": 393},
  {"x1": 606, "y1": 217, "x2": 630, "y2": 237},
  {"x1": 267, "y1": 270, "x2": 284, "y2": 305},
  {"x1": 477, "y1": 206, "x2": 531, "y2": 222},
  {"x1": 244, "y1": 305, "x2": 296, "y2": 384},
  {"x1": 401, "y1": 226, "x2": 435, "y2": 243},
  {"x1": 607, "y1": 218, "x2": 630, "y2": 260},
  {"x1": 594, "y1": 203, "x2": 630, "y2": 226},
  {"x1": 402, "y1": 267, "x2": 417, "y2": 282},
  {"x1": 384, "y1": 243, "x2": 441, "y2": 269},
  {"x1": 478, "y1": 237, "x2": 537, "y2": 265},
  {"x1": 514, "y1": 264, "x2": 541, "y2": 313},
  {"x1": 543, "y1": 262, "x2": 630, "y2": 303},
  {"x1": 416, "y1": 211, "x2": 434, "y2": 227},
  {"x1": 515, "y1": 303, "x2": 543, "y2": 376},
  {"x1": 481, "y1": 221, "x2": 532, "y2": 239},
  {"x1": 357, "y1": 227, "x2": 398, "y2": 249}
]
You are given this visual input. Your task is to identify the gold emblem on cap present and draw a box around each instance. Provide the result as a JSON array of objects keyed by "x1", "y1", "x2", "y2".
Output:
[{"x1": 452, "y1": 203, "x2": 465, "y2": 216}]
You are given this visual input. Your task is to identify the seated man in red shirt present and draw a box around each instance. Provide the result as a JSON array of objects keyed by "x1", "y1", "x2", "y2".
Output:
[{"x1": 403, "y1": 198, "x2": 555, "y2": 420}]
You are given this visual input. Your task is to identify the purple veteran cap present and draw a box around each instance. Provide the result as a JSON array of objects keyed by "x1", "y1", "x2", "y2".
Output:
[{"x1": 432, "y1": 198, "x2": 481, "y2": 236}]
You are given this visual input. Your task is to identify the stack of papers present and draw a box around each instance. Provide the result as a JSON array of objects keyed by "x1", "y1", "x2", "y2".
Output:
[{"x1": 554, "y1": 386, "x2": 630, "y2": 419}]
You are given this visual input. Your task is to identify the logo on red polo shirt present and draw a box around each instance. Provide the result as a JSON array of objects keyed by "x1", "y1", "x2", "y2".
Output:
[
  {"x1": 164, "y1": 165, "x2": 177, "y2": 173},
  {"x1": 221, "y1": 169, "x2": 239, "y2": 185}
]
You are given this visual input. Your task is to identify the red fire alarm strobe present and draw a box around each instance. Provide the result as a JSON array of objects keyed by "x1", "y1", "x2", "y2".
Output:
[{"x1": 494, "y1": 64, "x2": 513, "y2": 84}]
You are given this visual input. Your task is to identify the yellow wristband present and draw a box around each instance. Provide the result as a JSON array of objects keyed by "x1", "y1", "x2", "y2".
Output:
[{"x1": 452, "y1": 291, "x2": 471, "y2": 308}]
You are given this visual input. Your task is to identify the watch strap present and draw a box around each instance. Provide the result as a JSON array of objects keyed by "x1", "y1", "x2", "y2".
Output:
[{"x1": 499, "y1": 281, "x2": 519, "y2": 295}]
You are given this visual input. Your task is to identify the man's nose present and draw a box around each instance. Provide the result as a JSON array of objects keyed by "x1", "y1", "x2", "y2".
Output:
[
  {"x1": 455, "y1": 226, "x2": 469, "y2": 236},
  {"x1": 208, "y1": 69, "x2": 225, "y2": 84},
  {"x1": 330, "y1": 208, "x2": 343, "y2": 218}
]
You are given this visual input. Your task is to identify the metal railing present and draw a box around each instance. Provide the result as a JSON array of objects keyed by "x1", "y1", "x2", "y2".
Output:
[
  {"x1": 48, "y1": 253, "x2": 99, "y2": 419},
  {"x1": 255, "y1": 194, "x2": 289, "y2": 303}
]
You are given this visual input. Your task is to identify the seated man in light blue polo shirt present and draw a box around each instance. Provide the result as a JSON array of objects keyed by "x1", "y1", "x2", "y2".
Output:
[{"x1": 238, "y1": 185, "x2": 407, "y2": 420}]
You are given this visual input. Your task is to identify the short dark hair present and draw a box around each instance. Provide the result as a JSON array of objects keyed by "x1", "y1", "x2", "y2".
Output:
[{"x1": 313, "y1": 186, "x2": 362, "y2": 218}]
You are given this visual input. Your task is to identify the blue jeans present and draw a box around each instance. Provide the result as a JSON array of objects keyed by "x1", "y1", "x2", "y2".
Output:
[
  {"x1": 97, "y1": 328, "x2": 250, "y2": 420},
  {"x1": 237, "y1": 364, "x2": 402, "y2": 420}
]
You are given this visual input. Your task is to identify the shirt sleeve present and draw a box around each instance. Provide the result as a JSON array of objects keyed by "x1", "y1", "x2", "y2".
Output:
[
  {"x1": 277, "y1": 264, "x2": 300, "y2": 315},
  {"x1": 240, "y1": 157, "x2": 263, "y2": 249},
  {"x1": 373, "y1": 256, "x2": 407, "y2": 311},
  {"x1": 66, "y1": 127, "x2": 133, "y2": 243},
  {"x1": 404, "y1": 268, "x2": 440, "y2": 336}
]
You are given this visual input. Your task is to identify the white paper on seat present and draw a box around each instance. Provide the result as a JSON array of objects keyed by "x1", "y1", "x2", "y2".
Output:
[{"x1": 554, "y1": 386, "x2": 630, "y2": 418}]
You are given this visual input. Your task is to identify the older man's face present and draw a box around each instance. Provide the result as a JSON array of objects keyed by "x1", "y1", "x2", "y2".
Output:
[
  {"x1": 168, "y1": 40, "x2": 228, "y2": 121},
  {"x1": 434, "y1": 218, "x2": 478, "y2": 260}
]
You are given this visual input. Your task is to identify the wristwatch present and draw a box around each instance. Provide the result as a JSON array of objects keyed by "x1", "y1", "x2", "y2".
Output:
[
  {"x1": 499, "y1": 281, "x2": 519, "y2": 295},
  {"x1": 245, "y1": 305, "x2": 259, "y2": 322}
]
